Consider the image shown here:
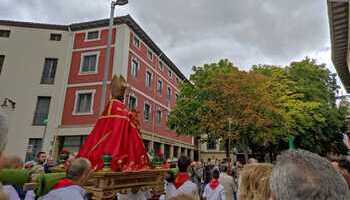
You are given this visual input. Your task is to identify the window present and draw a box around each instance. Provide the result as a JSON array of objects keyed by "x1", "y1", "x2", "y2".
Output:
[
  {"x1": 168, "y1": 68, "x2": 173, "y2": 79},
  {"x1": 144, "y1": 103, "x2": 151, "y2": 121},
  {"x1": 176, "y1": 77, "x2": 180, "y2": 84},
  {"x1": 158, "y1": 61, "x2": 164, "y2": 71},
  {"x1": 50, "y1": 33, "x2": 62, "y2": 41},
  {"x1": 167, "y1": 86, "x2": 172, "y2": 100},
  {"x1": 128, "y1": 96, "x2": 137, "y2": 110},
  {"x1": 147, "y1": 49, "x2": 153, "y2": 60},
  {"x1": 0, "y1": 30, "x2": 10, "y2": 38},
  {"x1": 25, "y1": 138, "x2": 42, "y2": 162},
  {"x1": 145, "y1": 71, "x2": 152, "y2": 87},
  {"x1": 75, "y1": 91, "x2": 94, "y2": 114},
  {"x1": 207, "y1": 137, "x2": 217, "y2": 150},
  {"x1": 86, "y1": 31, "x2": 99, "y2": 40},
  {"x1": 157, "y1": 80, "x2": 163, "y2": 94},
  {"x1": 131, "y1": 59, "x2": 139, "y2": 77},
  {"x1": 60, "y1": 136, "x2": 87, "y2": 154},
  {"x1": 133, "y1": 35, "x2": 140, "y2": 48},
  {"x1": 156, "y1": 110, "x2": 162, "y2": 124},
  {"x1": 0, "y1": 55, "x2": 4, "y2": 75},
  {"x1": 80, "y1": 53, "x2": 97, "y2": 73},
  {"x1": 41, "y1": 58, "x2": 58, "y2": 84},
  {"x1": 33, "y1": 97, "x2": 51, "y2": 126}
]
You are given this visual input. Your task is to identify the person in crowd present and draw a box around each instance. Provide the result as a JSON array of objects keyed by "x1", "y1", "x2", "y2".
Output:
[
  {"x1": 0, "y1": 110, "x2": 21, "y2": 200},
  {"x1": 247, "y1": 158, "x2": 258, "y2": 164},
  {"x1": 332, "y1": 158, "x2": 350, "y2": 188},
  {"x1": 165, "y1": 156, "x2": 199, "y2": 200},
  {"x1": 0, "y1": 155, "x2": 26, "y2": 199},
  {"x1": 35, "y1": 152, "x2": 47, "y2": 166},
  {"x1": 270, "y1": 149, "x2": 350, "y2": 200},
  {"x1": 203, "y1": 168, "x2": 225, "y2": 200},
  {"x1": 28, "y1": 152, "x2": 47, "y2": 181},
  {"x1": 118, "y1": 187, "x2": 151, "y2": 200},
  {"x1": 0, "y1": 155, "x2": 23, "y2": 169},
  {"x1": 189, "y1": 162, "x2": 202, "y2": 195},
  {"x1": 219, "y1": 164, "x2": 237, "y2": 200},
  {"x1": 168, "y1": 194, "x2": 197, "y2": 200},
  {"x1": 40, "y1": 158, "x2": 92, "y2": 200},
  {"x1": 238, "y1": 163, "x2": 272, "y2": 200}
]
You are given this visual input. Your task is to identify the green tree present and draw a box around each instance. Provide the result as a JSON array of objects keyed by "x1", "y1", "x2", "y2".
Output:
[{"x1": 169, "y1": 60, "x2": 288, "y2": 159}]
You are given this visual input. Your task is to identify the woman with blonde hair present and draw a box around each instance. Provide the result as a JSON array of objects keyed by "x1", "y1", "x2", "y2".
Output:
[{"x1": 238, "y1": 163, "x2": 273, "y2": 200}]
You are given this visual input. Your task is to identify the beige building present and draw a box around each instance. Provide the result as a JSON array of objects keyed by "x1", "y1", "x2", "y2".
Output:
[
  {"x1": 200, "y1": 137, "x2": 226, "y2": 161},
  {"x1": 0, "y1": 21, "x2": 72, "y2": 161}
]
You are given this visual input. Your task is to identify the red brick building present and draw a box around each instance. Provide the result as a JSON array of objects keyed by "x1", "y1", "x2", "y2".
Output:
[{"x1": 56, "y1": 16, "x2": 195, "y2": 159}]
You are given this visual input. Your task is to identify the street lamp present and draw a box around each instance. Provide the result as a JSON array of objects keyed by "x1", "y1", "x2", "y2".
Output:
[{"x1": 100, "y1": 0, "x2": 129, "y2": 114}]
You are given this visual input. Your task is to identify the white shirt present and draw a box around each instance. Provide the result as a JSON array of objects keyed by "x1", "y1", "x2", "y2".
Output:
[
  {"x1": 39, "y1": 185, "x2": 87, "y2": 200},
  {"x1": 203, "y1": 184, "x2": 226, "y2": 200},
  {"x1": 118, "y1": 191, "x2": 151, "y2": 200},
  {"x1": 165, "y1": 180, "x2": 199, "y2": 199},
  {"x1": 3, "y1": 185, "x2": 20, "y2": 200},
  {"x1": 219, "y1": 172, "x2": 236, "y2": 200}
]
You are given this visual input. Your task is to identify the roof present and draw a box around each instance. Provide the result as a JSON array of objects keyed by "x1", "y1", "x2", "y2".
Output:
[
  {"x1": 0, "y1": 15, "x2": 187, "y2": 81},
  {"x1": 0, "y1": 20, "x2": 68, "y2": 31},
  {"x1": 328, "y1": 0, "x2": 350, "y2": 92}
]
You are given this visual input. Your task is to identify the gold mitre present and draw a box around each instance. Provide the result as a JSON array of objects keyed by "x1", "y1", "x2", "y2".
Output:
[{"x1": 110, "y1": 75, "x2": 127, "y2": 99}]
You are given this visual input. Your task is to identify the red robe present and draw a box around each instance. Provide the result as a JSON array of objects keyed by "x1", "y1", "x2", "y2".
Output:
[{"x1": 77, "y1": 99, "x2": 149, "y2": 171}]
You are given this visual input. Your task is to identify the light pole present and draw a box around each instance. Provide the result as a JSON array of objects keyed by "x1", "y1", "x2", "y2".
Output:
[
  {"x1": 41, "y1": 118, "x2": 48, "y2": 152},
  {"x1": 100, "y1": 0, "x2": 129, "y2": 114}
]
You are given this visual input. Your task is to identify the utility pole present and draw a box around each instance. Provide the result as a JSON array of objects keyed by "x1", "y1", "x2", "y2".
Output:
[{"x1": 100, "y1": 0, "x2": 128, "y2": 114}]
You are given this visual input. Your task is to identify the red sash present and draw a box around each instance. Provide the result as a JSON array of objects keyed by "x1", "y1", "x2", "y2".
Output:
[
  {"x1": 209, "y1": 179, "x2": 219, "y2": 190},
  {"x1": 52, "y1": 178, "x2": 75, "y2": 190},
  {"x1": 174, "y1": 172, "x2": 190, "y2": 189}
]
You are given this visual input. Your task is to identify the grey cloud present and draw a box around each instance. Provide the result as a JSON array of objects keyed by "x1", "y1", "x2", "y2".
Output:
[{"x1": 0, "y1": 0, "x2": 333, "y2": 75}]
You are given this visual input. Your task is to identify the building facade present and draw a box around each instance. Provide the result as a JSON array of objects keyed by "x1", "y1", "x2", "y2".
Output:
[
  {"x1": 0, "y1": 21, "x2": 71, "y2": 161},
  {"x1": 0, "y1": 16, "x2": 195, "y2": 161}
]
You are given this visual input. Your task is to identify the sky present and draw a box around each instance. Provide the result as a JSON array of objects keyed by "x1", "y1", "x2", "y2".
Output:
[{"x1": 0, "y1": 0, "x2": 345, "y2": 93}]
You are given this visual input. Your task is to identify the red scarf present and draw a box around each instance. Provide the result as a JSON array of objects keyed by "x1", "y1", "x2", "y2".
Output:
[
  {"x1": 174, "y1": 172, "x2": 190, "y2": 189},
  {"x1": 209, "y1": 179, "x2": 220, "y2": 190},
  {"x1": 52, "y1": 178, "x2": 75, "y2": 190}
]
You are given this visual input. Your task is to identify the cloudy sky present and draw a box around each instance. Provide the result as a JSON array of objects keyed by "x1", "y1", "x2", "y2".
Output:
[{"x1": 0, "y1": 0, "x2": 344, "y2": 92}]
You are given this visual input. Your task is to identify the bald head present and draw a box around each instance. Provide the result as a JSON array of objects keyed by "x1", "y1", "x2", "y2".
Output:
[
  {"x1": 270, "y1": 149, "x2": 350, "y2": 200},
  {"x1": 0, "y1": 111, "x2": 8, "y2": 154}
]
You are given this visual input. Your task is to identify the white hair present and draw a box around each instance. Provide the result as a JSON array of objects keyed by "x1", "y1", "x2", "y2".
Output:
[
  {"x1": 0, "y1": 111, "x2": 8, "y2": 153},
  {"x1": 66, "y1": 158, "x2": 91, "y2": 181},
  {"x1": 270, "y1": 149, "x2": 350, "y2": 200}
]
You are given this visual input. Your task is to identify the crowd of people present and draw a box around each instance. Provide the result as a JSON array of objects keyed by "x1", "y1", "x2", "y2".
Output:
[{"x1": 2, "y1": 112, "x2": 350, "y2": 200}]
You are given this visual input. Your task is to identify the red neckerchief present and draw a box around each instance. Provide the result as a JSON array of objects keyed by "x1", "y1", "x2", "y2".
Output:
[
  {"x1": 52, "y1": 178, "x2": 75, "y2": 190},
  {"x1": 174, "y1": 172, "x2": 190, "y2": 189},
  {"x1": 209, "y1": 179, "x2": 219, "y2": 190}
]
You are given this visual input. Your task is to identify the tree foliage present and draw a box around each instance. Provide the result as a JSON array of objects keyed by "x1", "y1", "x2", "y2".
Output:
[{"x1": 169, "y1": 58, "x2": 348, "y2": 156}]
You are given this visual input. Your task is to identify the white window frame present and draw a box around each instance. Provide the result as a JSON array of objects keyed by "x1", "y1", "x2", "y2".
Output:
[
  {"x1": 79, "y1": 51, "x2": 99, "y2": 75},
  {"x1": 144, "y1": 102, "x2": 151, "y2": 121},
  {"x1": 176, "y1": 77, "x2": 180, "y2": 84},
  {"x1": 156, "y1": 109, "x2": 162, "y2": 124},
  {"x1": 131, "y1": 58, "x2": 139, "y2": 78},
  {"x1": 168, "y1": 68, "x2": 173, "y2": 79},
  {"x1": 73, "y1": 89, "x2": 96, "y2": 116},
  {"x1": 133, "y1": 35, "x2": 141, "y2": 48},
  {"x1": 128, "y1": 94, "x2": 138, "y2": 110},
  {"x1": 147, "y1": 48, "x2": 153, "y2": 61},
  {"x1": 158, "y1": 60, "x2": 164, "y2": 71},
  {"x1": 167, "y1": 86, "x2": 172, "y2": 99},
  {"x1": 145, "y1": 70, "x2": 153, "y2": 88},
  {"x1": 157, "y1": 79, "x2": 163, "y2": 95},
  {"x1": 84, "y1": 30, "x2": 101, "y2": 41}
]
